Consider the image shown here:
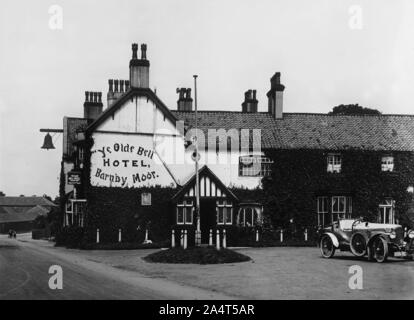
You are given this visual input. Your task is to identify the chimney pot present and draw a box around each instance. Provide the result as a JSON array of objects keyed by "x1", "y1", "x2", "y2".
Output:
[
  {"x1": 114, "y1": 80, "x2": 119, "y2": 92},
  {"x1": 242, "y1": 89, "x2": 258, "y2": 113},
  {"x1": 120, "y1": 80, "x2": 124, "y2": 93},
  {"x1": 125, "y1": 80, "x2": 130, "y2": 91},
  {"x1": 132, "y1": 43, "x2": 138, "y2": 59},
  {"x1": 84, "y1": 91, "x2": 103, "y2": 120},
  {"x1": 177, "y1": 87, "x2": 193, "y2": 111},
  {"x1": 141, "y1": 44, "x2": 147, "y2": 60},
  {"x1": 108, "y1": 79, "x2": 113, "y2": 92}
]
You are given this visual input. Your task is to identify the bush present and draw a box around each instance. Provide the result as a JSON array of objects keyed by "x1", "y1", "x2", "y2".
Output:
[{"x1": 144, "y1": 246, "x2": 251, "y2": 264}]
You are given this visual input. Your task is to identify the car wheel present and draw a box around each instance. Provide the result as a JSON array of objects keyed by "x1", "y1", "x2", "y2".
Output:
[
  {"x1": 350, "y1": 233, "x2": 367, "y2": 257},
  {"x1": 320, "y1": 235, "x2": 336, "y2": 258},
  {"x1": 371, "y1": 236, "x2": 388, "y2": 263}
]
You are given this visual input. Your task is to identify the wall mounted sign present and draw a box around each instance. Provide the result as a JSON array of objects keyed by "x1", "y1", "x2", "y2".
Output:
[
  {"x1": 90, "y1": 133, "x2": 176, "y2": 188},
  {"x1": 67, "y1": 171, "x2": 82, "y2": 185}
]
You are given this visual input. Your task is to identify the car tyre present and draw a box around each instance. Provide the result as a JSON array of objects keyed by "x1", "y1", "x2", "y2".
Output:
[
  {"x1": 320, "y1": 235, "x2": 336, "y2": 258},
  {"x1": 350, "y1": 233, "x2": 367, "y2": 257},
  {"x1": 370, "y1": 236, "x2": 388, "y2": 263}
]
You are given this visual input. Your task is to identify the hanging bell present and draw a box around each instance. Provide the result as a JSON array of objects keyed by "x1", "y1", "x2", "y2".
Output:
[{"x1": 41, "y1": 133, "x2": 55, "y2": 150}]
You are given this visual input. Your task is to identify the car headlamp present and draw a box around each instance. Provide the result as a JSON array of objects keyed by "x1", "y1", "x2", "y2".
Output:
[
  {"x1": 389, "y1": 231, "x2": 396, "y2": 239},
  {"x1": 408, "y1": 230, "x2": 414, "y2": 239}
]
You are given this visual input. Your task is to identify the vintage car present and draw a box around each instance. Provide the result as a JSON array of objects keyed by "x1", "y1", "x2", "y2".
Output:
[{"x1": 318, "y1": 218, "x2": 414, "y2": 262}]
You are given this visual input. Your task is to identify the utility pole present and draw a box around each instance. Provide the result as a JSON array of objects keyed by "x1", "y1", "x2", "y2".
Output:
[{"x1": 193, "y1": 75, "x2": 201, "y2": 245}]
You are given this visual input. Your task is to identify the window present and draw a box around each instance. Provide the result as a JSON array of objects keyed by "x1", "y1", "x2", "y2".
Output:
[
  {"x1": 217, "y1": 200, "x2": 233, "y2": 225},
  {"x1": 317, "y1": 196, "x2": 352, "y2": 226},
  {"x1": 238, "y1": 206, "x2": 262, "y2": 227},
  {"x1": 327, "y1": 154, "x2": 341, "y2": 173},
  {"x1": 141, "y1": 193, "x2": 151, "y2": 206},
  {"x1": 239, "y1": 155, "x2": 273, "y2": 177},
  {"x1": 317, "y1": 197, "x2": 328, "y2": 226},
  {"x1": 381, "y1": 156, "x2": 394, "y2": 172},
  {"x1": 177, "y1": 200, "x2": 193, "y2": 225},
  {"x1": 332, "y1": 196, "x2": 346, "y2": 214},
  {"x1": 378, "y1": 199, "x2": 395, "y2": 224},
  {"x1": 65, "y1": 199, "x2": 87, "y2": 227},
  {"x1": 79, "y1": 147, "x2": 84, "y2": 162}
]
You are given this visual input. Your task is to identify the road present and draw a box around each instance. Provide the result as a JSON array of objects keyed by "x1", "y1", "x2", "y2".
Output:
[{"x1": 0, "y1": 236, "x2": 234, "y2": 300}]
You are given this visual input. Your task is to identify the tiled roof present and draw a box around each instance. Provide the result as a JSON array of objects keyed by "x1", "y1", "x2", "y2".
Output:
[
  {"x1": 171, "y1": 111, "x2": 414, "y2": 151},
  {"x1": 0, "y1": 205, "x2": 50, "y2": 223},
  {"x1": 0, "y1": 196, "x2": 56, "y2": 207}
]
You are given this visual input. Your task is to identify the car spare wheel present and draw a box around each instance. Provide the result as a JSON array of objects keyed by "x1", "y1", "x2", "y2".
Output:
[
  {"x1": 350, "y1": 233, "x2": 367, "y2": 257},
  {"x1": 370, "y1": 236, "x2": 388, "y2": 263},
  {"x1": 320, "y1": 235, "x2": 336, "y2": 258}
]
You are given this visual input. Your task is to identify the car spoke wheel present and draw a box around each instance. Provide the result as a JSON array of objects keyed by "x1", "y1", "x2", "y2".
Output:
[
  {"x1": 350, "y1": 233, "x2": 366, "y2": 257},
  {"x1": 372, "y1": 237, "x2": 388, "y2": 263},
  {"x1": 320, "y1": 235, "x2": 335, "y2": 258}
]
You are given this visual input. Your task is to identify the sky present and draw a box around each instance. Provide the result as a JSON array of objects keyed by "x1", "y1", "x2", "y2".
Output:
[{"x1": 1, "y1": 0, "x2": 414, "y2": 198}]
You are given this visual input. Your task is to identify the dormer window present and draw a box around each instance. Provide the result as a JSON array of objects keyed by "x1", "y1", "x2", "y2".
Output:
[
  {"x1": 327, "y1": 154, "x2": 341, "y2": 173},
  {"x1": 381, "y1": 156, "x2": 394, "y2": 172}
]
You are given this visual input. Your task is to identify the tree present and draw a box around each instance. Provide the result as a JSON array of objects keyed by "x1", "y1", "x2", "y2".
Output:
[
  {"x1": 0, "y1": 191, "x2": 5, "y2": 196},
  {"x1": 329, "y1": 104, "x2": 381, "y2": 115}
]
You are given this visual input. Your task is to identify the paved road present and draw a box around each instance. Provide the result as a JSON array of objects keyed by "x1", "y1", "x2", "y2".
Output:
[{"x1": 0, "y1": 237, "x2": 234, "y2": 300}]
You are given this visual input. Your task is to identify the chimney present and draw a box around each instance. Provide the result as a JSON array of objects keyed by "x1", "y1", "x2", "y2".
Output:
[
  {"x1": 107, "y1": 79, "x2": 130, "y2": 108},
  {"x1": 107, "y1": 79, "x2": 116, "y2": 108},
  {"x1": 129, "y1": 43, "x2": 150, "y2": 88},
  {"x1": 84, "y1": 91, "x2": 103, "y2": 120},
  {"x1": 267, "y1": 72, "x2": 285, "y2": 119},
  {"x1": 176, "y1": 88, "x2": 193, "y2": 111},
  {"x1": 241, "y1": 89, "x2": 258, "y2": 113}
]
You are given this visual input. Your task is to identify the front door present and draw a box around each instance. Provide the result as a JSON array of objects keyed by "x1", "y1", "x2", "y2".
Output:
[{"x1": 200, "y1": 199, "x2": 216, "y2": 243}]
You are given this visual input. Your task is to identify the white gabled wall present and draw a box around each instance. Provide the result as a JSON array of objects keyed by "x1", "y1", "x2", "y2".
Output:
[
  {"x1": 98, "y1": 96, "x2": 179, "y2": 135},
  {"x1": 89, "y1": 93, "x2": 263, "y2": 190}
]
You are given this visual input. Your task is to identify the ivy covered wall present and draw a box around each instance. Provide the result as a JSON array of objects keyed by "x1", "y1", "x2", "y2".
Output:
[
  {"x1": 83, "y1": 186, "x2": 175, "y2": 243},
  {"x1": 262, "y1": 149, "x2": 414, "y2": 229}
]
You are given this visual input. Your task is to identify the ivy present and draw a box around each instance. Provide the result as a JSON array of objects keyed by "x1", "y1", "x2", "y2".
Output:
[{"x1": 263, "y1": 149, "x2": 414, "y2": 229}]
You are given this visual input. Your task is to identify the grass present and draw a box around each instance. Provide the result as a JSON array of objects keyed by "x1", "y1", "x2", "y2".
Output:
[{"x1": 143, "y1": 246, "x2": 251, "y2": 264}]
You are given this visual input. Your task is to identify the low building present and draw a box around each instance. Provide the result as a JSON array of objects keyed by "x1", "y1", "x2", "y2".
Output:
[{"x1": 0, "y1": 196, "x2": 56, "y2": 234}]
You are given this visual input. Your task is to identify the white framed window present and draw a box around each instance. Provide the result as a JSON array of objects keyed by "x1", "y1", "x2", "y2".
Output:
[
  {"x1": 381, "y1": 156, "x2": 394, "y2": 172},
  {"x1": 65, "y1": 199, "x2": 87, "y2": 227},
  {"x1": 177, "y1": 200, "x2": 193, "y2": 225},
  {"x1": 239, "y1": 155, "x2": 273, "y2": 177},
  {"x1": 317, "y1": 196, "x2": 352, "y2": 226},
  {"x1": 217, "y1": 200, "x2": 233, "y2": 225},
  {"x1": 378, "y1": 199, "x2": 395, "y2": 224},
  {"x1": 327, "y1": 154, "x2": 342, "y2": 173},
  {"x1": 238, "y1": 206, "x2": 262, "y2": 227},
  {"x1": 332, "y1": 196, "x2": 346, "y2": 214},
  {"x1": 317, "y1": 196, "x2": 328, "y2": 226}
]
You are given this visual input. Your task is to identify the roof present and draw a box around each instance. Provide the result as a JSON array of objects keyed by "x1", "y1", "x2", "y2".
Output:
[
  {"x1": 0, "y1": 196, "x2": 56, "y2": 207},
  {"x1": 171, "y1": 111, "x2": 414, "y2": 151},
  {"x1": 172, "y1": 165, "x2": 238, "y2": 202},
  {"x1": 86, "y1": 88, "x2": 177, "y2": 134},
  {"x1": 0, "y1": 205, "x2": 50, "y2": 223}
]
